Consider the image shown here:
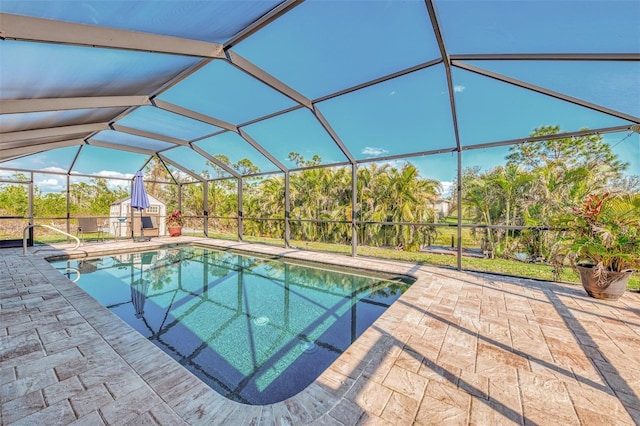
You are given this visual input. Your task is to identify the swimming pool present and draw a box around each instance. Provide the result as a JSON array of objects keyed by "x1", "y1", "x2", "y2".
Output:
[{"x1": 51, "y1": 246, "x2": 413, "y2": 405}]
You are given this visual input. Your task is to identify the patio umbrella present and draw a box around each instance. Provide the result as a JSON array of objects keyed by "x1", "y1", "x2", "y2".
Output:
[
  {"x1": 131, "y1": 170, "x2": 150, "y2": 242},
  {"x1": 131, "y1": 251, "x2": 155, "y2": 318},
  {"x1": 131, "y1": 277, "x2": 150, "y2": 318}
]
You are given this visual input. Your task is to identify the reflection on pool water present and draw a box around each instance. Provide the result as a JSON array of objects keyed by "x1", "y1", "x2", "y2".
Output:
[{"x1": 51, "y1": 246, "x2": 413, "y2": 405}]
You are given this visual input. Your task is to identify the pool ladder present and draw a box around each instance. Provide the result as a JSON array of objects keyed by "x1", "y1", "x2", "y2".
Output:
[
  {"x1": 22, "y1": 224, "x2": 81, "y2": 256},
  {"x1": 57, "y1": 267, "x2": 81, "y2": 282}
]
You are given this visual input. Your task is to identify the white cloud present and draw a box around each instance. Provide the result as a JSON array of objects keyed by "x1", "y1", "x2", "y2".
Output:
[
  {"x1": 439, "y1": 181, "x2": 454, "y2": 197},
  {"x1": 35, "y1": 178, "x2": 64, "y2": 193},
  {"x1": 370, "y1": 159, "x2": 403, "y2": 170},
  {"x1": 95, "y1": 170, "x2": 134, "y2": 180},
  {"x1": 39, "y1": 178, "x2": 59, "y2": 186},
  {"x1": 454, "y1": 85, "x2": 465, "y2": 93},
  {"x1": 362, "y1": 147, "x2": 389, "y2": 156},
  {"x1": 41, "y1": 166, "x2": 68, "y2": 174}
]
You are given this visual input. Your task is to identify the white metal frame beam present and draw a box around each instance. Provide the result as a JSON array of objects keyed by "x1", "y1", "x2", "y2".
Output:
[
  {"x1": 424, "y1": 0, "x2": 464, "y2": 270},
  {"x1": 110, "y1": 124, "x2": 190, "y2": 146},
  {"x1": 153, "y1": 99, "x2": 238, "y2": 132},
  {"x1": 224, "y1": 0, "x2": 303, "y2": 49},
  {"x1": 460, "y1": 124, "x2": 636, "y2": 151},
  {"x1": 0, "y1": 13, "x2": 226, "y2": 58},
  {"x1": 0, "y1": 123, "x2": 109, "y2": 143},
  {"x1": 454, "y1": 61, "x2": 640, "y2": 123},
  {"x1": 158, "y1": 154, "x2": 205, "y2": 182},
  {"x1": 2, "y1": 96, "x2": 151, "y2": 114},
  {"x1": 238, "y1": 129, "x2": 288, "y2": 172},
  {"x1": 225, "y1": 51, "x2": 313, "y2": 109},
  {"x1": 190, "y1": 144, "x2": 241, "y2": 179},
  {"x1": 86, "y1": 140, "x2": 156, "y2": 156},
  {"x1": 311, "y1": 106, "x2": 355, "y2": 163},
  {"x1": 449, "y1": 53, "x2": 640, "y2": 61},
  {"x1": 313, "y1": 59, "x2": 443, "y2": 104},
  {"x1": 1, "y1": 139, "x2": 84, "y2": 161}
]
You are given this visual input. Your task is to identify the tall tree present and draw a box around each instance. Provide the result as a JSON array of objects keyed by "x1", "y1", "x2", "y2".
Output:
[
  {"x1": 0, "y1": 175, "x2": 29, "y2": 216},
  {"x1": 507, "y1": 125, "x2": 627, "y2": 206}
]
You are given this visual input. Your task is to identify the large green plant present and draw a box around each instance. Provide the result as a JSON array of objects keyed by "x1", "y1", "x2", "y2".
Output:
[{"x1": 562, "y1": 192, "x2": 640, "y2": 273}]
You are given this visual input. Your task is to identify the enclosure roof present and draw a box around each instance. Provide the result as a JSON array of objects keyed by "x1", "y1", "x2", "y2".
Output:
[{"x1": 1, "y1": 0, "x2": 639, "y2": 183}]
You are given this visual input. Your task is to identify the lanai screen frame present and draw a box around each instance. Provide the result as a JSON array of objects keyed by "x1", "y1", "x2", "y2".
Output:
[{"x1": 1, "y1": 1, "x2": 639, "y2": 270}]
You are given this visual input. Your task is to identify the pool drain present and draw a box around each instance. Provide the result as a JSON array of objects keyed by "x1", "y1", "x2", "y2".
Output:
[
  {"x1": 299, "y1": 339, "x2": 317, "y2": 354},
  {"x1": 253, "y1": 316, "x2": 270, "y2": 326}
]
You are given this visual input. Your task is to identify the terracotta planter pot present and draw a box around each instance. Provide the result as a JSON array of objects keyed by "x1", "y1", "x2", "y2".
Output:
[
  {"x1": 168, "y1": 226, "x2": 182, "y2": 237},
  {"x1": 576, "y1": 265, "x2": 633, "y2": 300}
]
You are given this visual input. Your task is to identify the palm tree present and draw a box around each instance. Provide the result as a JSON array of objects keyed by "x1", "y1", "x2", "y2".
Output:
[
  {"x1": 488, "y1": 164, "x2": 534, "y2": 255},
  {"x1": 358, "y1": 163, "x2": 440, "y2": 250},
  {"x1": 259, "y1": 175, "x2": 285, "y2": 238},
  {"x1": 458, "y1": 168, "x2": 505, "y2": 256},
  {"x1": 357, "y1": 163, "x2": 389, "y2": 246}
]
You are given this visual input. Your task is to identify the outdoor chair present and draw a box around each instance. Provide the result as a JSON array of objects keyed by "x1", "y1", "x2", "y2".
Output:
[
  {"x1": 77, "y1": 217, "x2": 105, "y2": 242},
  {"x1": 142, "y1": 216, "x2": 159, "y2": 237},
  {"x1": 131, "y1": 216, "x2": 159, "y2": 238}
]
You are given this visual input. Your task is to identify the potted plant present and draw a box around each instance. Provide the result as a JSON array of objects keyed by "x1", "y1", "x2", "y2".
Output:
[
  {"x1": 556, "y1": 192, "x2": 640, "y2": 300},
  {"x1": 166, "y1": 209, "x2": 183, "y2": 237}
]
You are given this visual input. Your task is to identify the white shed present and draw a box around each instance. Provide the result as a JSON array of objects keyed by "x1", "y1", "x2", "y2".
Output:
[
  {"x1": 432, "y1": 198, "x2": 451, "y2": 218},
  {"x1": 109, "y1": 195, "x2": 167, "y2": 237}
]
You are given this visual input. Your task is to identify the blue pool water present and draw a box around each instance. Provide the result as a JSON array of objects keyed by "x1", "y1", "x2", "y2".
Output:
[{"x1": 51, "y1": 246, "x2": 412, "y2": 405}]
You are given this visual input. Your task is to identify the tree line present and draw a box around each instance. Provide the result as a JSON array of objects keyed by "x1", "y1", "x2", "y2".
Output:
[
  {"x1": 455, "y1": 126, "x2": 637, "y2": 261},
  {"x1": 0, "y1": 175, "x2": 129, "y2": 218},
  {"x1": 1, "y1": 126, "x2": 637, "y2": 264}
]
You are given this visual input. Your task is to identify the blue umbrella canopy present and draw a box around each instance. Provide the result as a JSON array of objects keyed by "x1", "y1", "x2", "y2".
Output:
[
  {"x1": 131, "y1": 170, "x2": 150, "y2": 241},
  {"x1": 131, "y1": 170, "x2": 150, "y2": 211},
  {"x1": 131, "y1": 275, "x2": 151, "y2": 318},
  {"x1": 131, "y1": 276, "x2": 149, "y2": 318}
]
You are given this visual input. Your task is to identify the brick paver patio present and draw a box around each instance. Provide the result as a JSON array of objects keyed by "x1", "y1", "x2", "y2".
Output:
[{"x1": 1, "y1": 238, "x2": 639, "y2": 425}]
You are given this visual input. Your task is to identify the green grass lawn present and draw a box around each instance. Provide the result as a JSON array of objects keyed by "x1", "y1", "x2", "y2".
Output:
[{"x1": 288, "y1": 239, "x2": 639, "y2": 291}]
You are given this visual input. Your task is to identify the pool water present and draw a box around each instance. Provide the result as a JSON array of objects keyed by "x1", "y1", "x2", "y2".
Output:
[{"x1": 51, "y1": 246, "x2": 412, "y2": 405}]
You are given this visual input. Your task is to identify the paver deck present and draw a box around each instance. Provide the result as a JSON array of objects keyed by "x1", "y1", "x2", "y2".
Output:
[{"x1": 1, "y1": 237, "x2": 639, "y2": 425}]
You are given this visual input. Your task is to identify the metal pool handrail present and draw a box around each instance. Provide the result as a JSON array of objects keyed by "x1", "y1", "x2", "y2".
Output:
[
  {"x1": 60, "y1": 267, "x2": 81, "y2": 282},
  {"x1": 23, "y1": 224, "x2": 81, "y2": 256}
]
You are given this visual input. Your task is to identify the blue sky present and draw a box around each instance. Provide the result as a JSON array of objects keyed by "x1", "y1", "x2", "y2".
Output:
[{"x1": 1, "y1": 0, "x2": 638, "y2": 194}]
